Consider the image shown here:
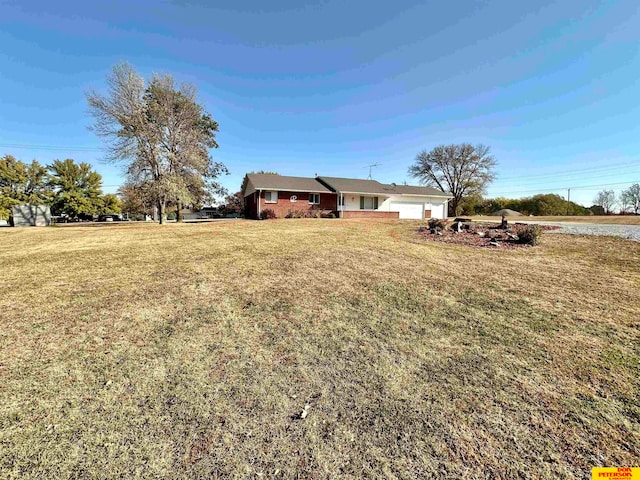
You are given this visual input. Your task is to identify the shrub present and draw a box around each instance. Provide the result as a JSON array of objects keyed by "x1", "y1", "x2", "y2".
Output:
[
  {"x1": 260, "y1": 208, "x2": 277, "y2": 220},
  {"x1": 322, "y1": 212, "x2": 336, "y2": 218},
  {"x1": 428, "y1": 218, "x2": 446, "y2": 230},
  {"x1": 285, "y1": 210, "x2": 305, "y2": 218},
  {"x1": 305, "y1": 209, "x2": 323, "y2": 218},
  {"x1": 515, "y1": 224, "x2": 542, "y2": 246}
]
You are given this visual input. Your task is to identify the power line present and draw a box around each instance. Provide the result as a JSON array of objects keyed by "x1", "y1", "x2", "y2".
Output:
[
  {"x1": 489, "y1": 180, "x2": 640, "y2": 196},
  {"x1": 493, "y1": 169, "x2": 640, "y2": 188},
  {"x1": 0, "y1": 143, "x2": 103, "y2": 152},
  {"x1": 571, "y1": 180, "x2": 640, "y2": 190},
  {"x1": 495, "y1": 160, "x2": 638, "y2": 181}
]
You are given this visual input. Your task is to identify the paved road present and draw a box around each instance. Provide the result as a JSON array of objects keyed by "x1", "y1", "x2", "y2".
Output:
[{"x1": 526, "y1": 221, "x2": 640, "y2": 242}]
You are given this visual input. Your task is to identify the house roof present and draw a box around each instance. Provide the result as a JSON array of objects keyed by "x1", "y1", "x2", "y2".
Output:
[
  {"x1": 243, "y1": 173, "x2": 452, "y2": 198},
  {"x1": 318, "y1": 176, "x2": 451, "y2": 197},
  {"x1": 316, "y1": 176, "x2": 391, "y2": 195},
  {"x1": 243, "y1": 173, "x2": 332, "y2": 196},
  {"x1": 382, "y1": 184, "x2": 452, "y2": 197}
]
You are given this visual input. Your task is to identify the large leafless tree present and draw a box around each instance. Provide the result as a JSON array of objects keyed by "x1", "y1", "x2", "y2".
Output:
[
  {"x1": 620, "y1": 184, "x2": 640, "y2": 215},
  {"x1": 593, "y1": 189, "x2": 616, "y2": 215},
  {"x1": 87, "y1": 63, "x2": 227, "y2": 224},
  {"x1": 409, "y1": 144, "x2": 496, "y2": 216}
]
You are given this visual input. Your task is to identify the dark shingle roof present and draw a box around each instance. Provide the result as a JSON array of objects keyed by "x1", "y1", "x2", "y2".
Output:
[
  {"x1": 316, "y1": 177, "x2": 392, "y2": 194},
  {"x1": 243, "y1": 173, "x2": 451, "y2": 197},
  {"x1": 318, "y1": 176, "x2": 451, "y2": 197},
  {"x1": 244, "y1": 174, "x2": 332, "y2": 196}
]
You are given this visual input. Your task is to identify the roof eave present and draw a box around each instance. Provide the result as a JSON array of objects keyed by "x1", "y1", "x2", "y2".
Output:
[
  {"x1": 337, "y1": 190, "x2": 452, "y2": 198},
  {"x1": 247, "y1": 187, "x2": 331, "y2": 194},
  {"x1": 337, "y1": 190, "x2": 393, "y2": 196},
  {"x1": 398, "y1": 193, "x2": 454, "y2": 199}
]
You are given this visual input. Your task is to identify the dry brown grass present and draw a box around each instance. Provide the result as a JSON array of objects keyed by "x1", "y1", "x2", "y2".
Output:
[
  {"x1": 472, "y1": 215, "x2": 640, "y2": 225},
  {"x1": 1, "y1": 220, "x2": 639, "y2": 479}
]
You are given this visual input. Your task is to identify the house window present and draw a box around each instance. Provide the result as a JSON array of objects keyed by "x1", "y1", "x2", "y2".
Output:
[
  {"x1": 265, "y1": 191, "x2": 278, "y2": 203},
  {"x1": 338, "y1": 195, "x2": 344, "y2": 207},
  {"x1": 309, "y1": 193, "x2": 320, "y2": 204},
  {"x1": 359, "y1": 196, "x2": 378, "y2": 210}
]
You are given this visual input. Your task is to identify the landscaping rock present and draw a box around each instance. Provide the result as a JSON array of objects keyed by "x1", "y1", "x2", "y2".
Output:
[{"x1": 417, "y1": 222, "x2": 544, "y2": 249}]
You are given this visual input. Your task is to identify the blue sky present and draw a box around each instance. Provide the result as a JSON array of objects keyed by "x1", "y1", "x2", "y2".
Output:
[{"x1": 1, "y1": 0, "x2": 639, "y2": 206}]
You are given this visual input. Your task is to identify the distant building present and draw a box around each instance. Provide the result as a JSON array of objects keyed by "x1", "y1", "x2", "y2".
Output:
[
  {"x1": 180, "y1": 207, "x2": 223, "y2": 220},
  {"x1": 11, "y1": 204, "x2": 52, "y2": 227}
]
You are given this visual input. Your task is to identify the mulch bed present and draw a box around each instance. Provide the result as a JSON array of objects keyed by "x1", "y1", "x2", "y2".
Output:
[{"x1": 417, "y1": 222, "x2": 551, "y2": 249}]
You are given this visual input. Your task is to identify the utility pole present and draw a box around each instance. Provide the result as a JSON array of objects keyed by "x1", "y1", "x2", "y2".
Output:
[{"x1": 566, "y1": 188, "x2": 571, "y2": 215}]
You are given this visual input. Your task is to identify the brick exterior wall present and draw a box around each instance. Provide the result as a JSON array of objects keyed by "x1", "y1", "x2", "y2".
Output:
[
  {"x1": 245, "y1": 190, "x2": 338, "y2": 219},
  {"x1": 245, "y1": 191, "x2": 405, "y2": 220},
  {"x1": 341, "y1": 210, "x2": 399, "y2": 219}
]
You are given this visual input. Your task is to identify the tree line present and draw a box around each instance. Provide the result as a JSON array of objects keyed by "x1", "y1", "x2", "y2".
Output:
[
  {"x1": 592, "y1": 187, "x2": 640, "y2": 215},
  {"x1": 459, "y1": 187, "x2": 640, "y2": 216},
  {"x1": 0, "y1": 155, "x2": 120, "y2": 220},
  {"x1": 457, "y1": 193, "x2": 593, "y2": 216}
]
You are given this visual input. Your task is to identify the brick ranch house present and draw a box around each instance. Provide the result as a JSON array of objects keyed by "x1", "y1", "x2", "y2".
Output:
[{"x1": 242, "y1": 173, "x2": 452, "y2": 220}]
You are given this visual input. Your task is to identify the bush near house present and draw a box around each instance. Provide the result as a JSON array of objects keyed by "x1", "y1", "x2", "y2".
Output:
[
  {"x1": 305, "y1": 209, "x2": 323, "y2": 218},
  {"x1": 285, "y1": 209, "x2": 336, "y2": 219},
  {"x1": 285, "y1": 210, "x2": 306, "y2": 218},
  {"x1": 260, "y1": 208, "x2": 277, "y2": 220}
]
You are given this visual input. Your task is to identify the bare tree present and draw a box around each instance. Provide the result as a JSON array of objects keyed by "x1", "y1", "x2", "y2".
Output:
[
  {"x1": 409, "y1": 144, "x2": 496, "y2": 216},
  {"x1": 87, "y1": 63, "x2": 226, "y2": 224},
  {"x1": 620, "y1": 184, "x2": 640, "y2": 215},
  {"x1": 593, "y1": 189, "x2": 616, "y2": 215}
]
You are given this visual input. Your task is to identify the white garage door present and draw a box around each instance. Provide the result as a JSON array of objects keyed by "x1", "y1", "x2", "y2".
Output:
[
  {"x1": 430, "y1": 202, "x2": 446, "y2": 219},
  {"x1": 390, "y1": 202, "x2": 424, "y2": 219}
]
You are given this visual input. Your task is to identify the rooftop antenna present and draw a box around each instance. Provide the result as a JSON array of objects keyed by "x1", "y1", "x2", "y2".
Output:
[{"x1": 365, "y1": 163, "x2": 381, "y2": 180}]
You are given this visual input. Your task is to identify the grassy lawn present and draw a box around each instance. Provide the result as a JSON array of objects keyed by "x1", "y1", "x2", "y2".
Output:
[
  {"x1": 471, "y1": 215, "x2": 640, "y2": 225},
  {"x1": 1, "y1": 220, "x2": 639, "y2": 479}
]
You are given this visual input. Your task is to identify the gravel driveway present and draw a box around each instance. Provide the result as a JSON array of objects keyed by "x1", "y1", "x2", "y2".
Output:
[{"x1": 528, "y1": 221, "x2": 640, "y2": 242}]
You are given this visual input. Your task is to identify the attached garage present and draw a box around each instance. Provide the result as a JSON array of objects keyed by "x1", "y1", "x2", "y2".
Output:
[
  {"x1": 381, "y1": 195, "x2": 449, "y2": 220},
  {"x1": 390, "y1": 202, "x2": 424, "y2": 219},
  {"x1": 429, "y1": 201, "x2": 446, "y2": 219}
]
